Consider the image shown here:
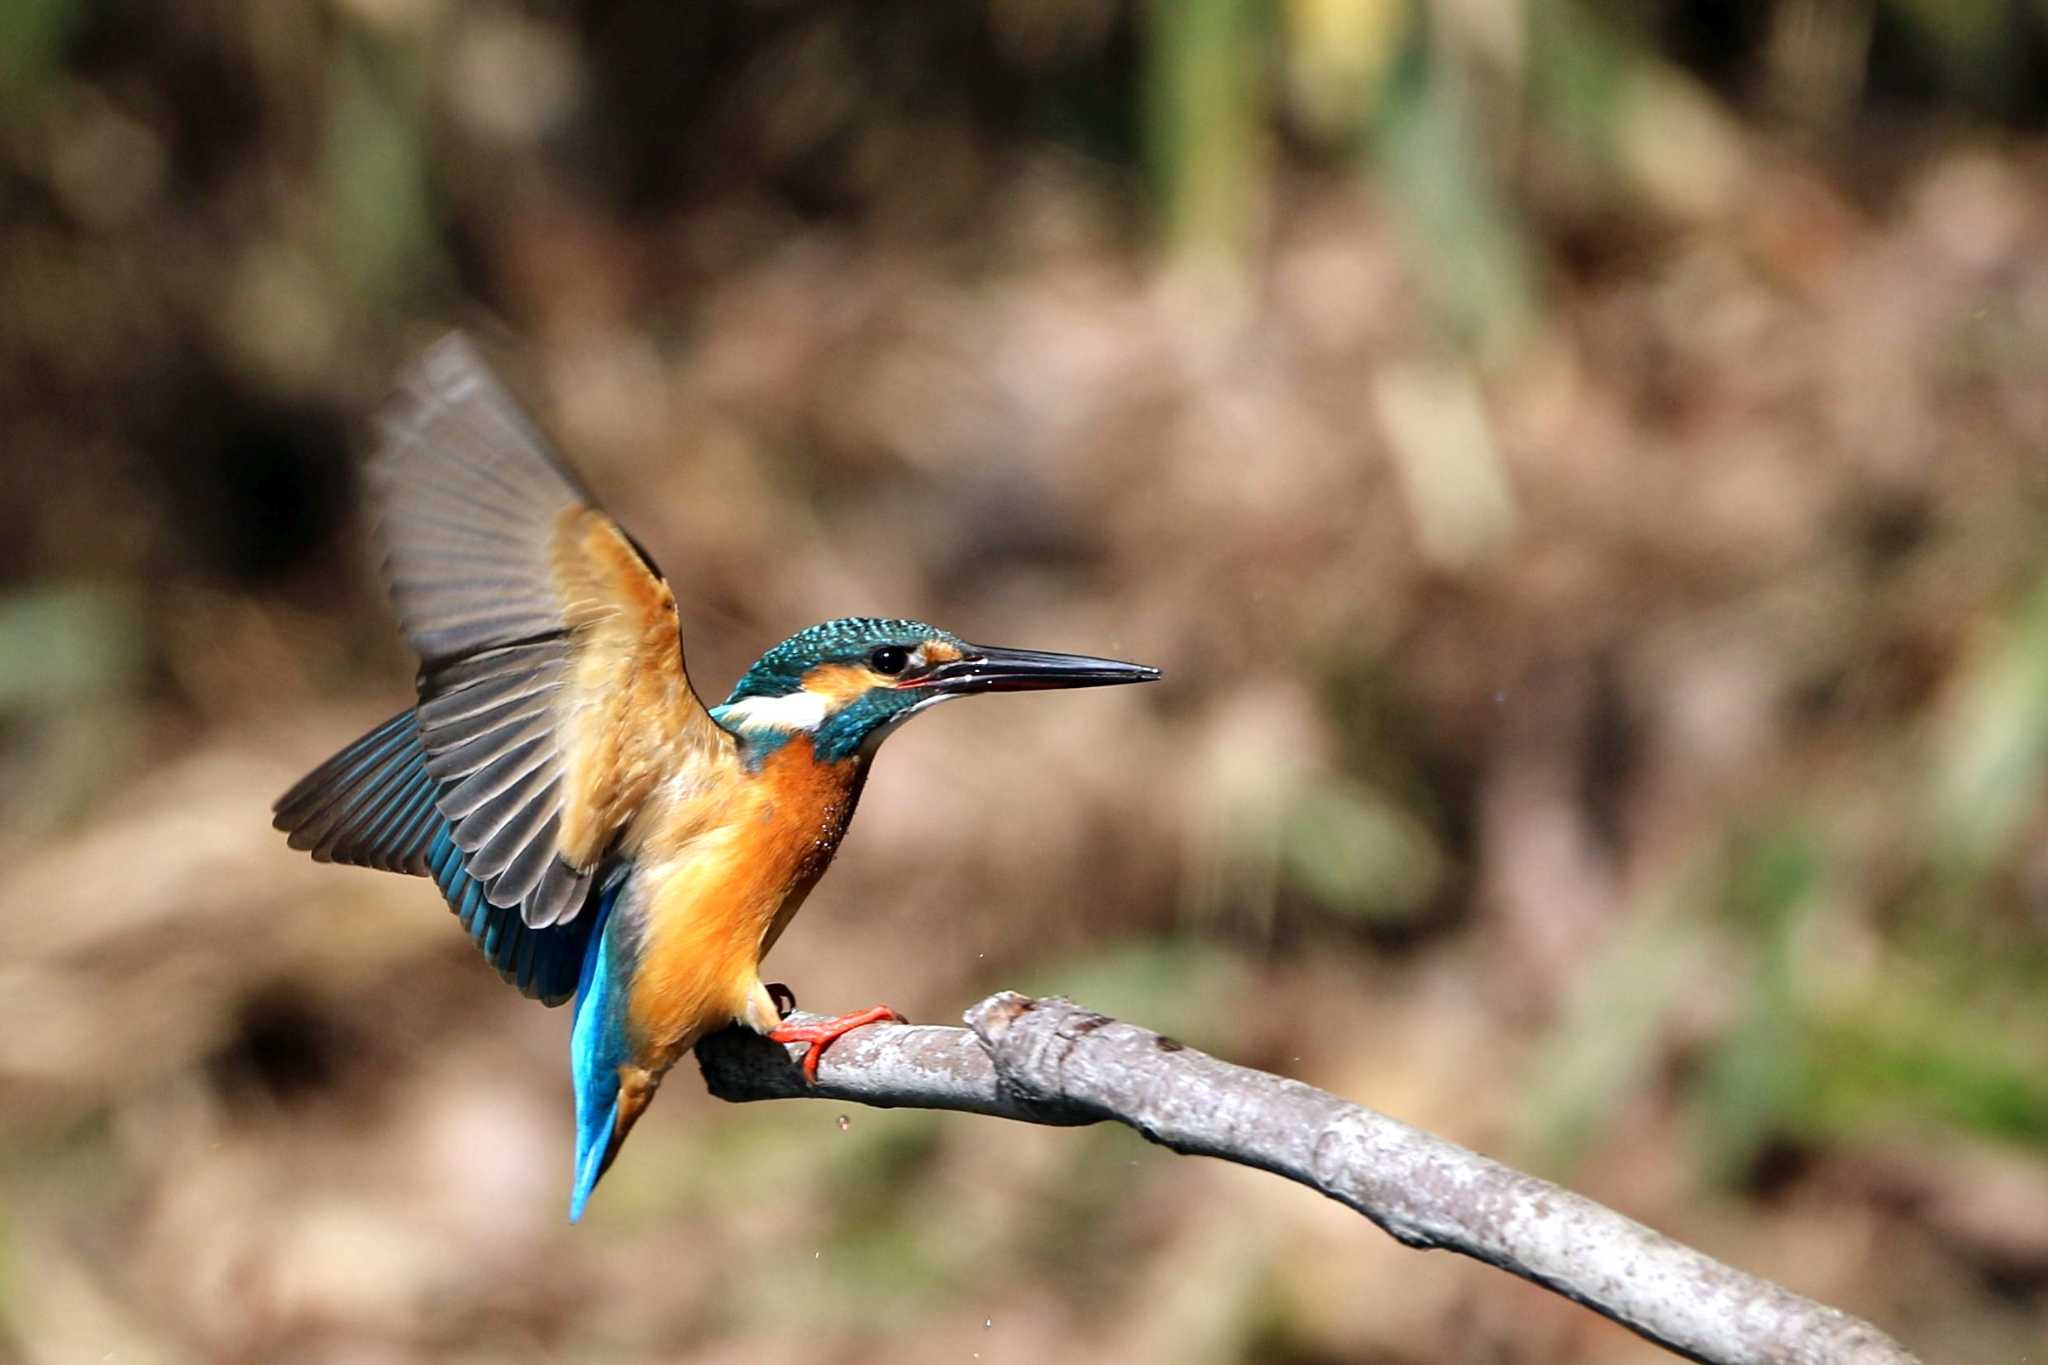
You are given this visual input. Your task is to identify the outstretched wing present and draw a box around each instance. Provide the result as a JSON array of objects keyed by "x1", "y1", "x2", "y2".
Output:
[
  {"x1": 272, "y1": 707, "x2": 603, "y2": 1004},
  {"x1": 373, "y1": 335, "x2": 733, "y2": 929}
]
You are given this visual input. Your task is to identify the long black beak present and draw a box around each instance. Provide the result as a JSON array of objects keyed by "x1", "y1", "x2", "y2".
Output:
[{"x1": 916, "y1": 644, "x2": 1161, "y2": 695}]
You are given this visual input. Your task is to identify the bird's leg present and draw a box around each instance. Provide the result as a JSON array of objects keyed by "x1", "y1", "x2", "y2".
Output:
[
  {"x1": 767, "y1": 1005, "x2": 906, "y2": 1083},
  {"x1": 766, "y1": 982, "x2": 798, "y2": 1018}
]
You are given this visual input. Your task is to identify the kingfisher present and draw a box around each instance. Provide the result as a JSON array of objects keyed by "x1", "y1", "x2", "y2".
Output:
[{"x1": 273, "y1": 336, "x2": 1158, "y2": 1220}]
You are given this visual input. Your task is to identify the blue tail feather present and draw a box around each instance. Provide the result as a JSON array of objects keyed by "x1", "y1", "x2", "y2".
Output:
[
  {"x1": 569, "y1": 1099, "x2": 620, "y2": 1224},
  {"x1": 569, "y1": 875, "x2": 633, "y2": 1222}
]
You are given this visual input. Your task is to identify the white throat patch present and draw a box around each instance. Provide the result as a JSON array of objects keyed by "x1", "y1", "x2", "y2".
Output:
[{"x1": 715, "y1": 689, "x2": 830, "y2": 735}]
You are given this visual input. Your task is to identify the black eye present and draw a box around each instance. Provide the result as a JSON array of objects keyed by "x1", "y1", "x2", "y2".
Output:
[{"x1": 868, "y1": 645, "x2": 911, "y2": 675}]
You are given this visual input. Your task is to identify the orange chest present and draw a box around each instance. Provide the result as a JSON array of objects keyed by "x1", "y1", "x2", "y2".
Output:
[
  {"x1": 725, "y1": 736, "x2": 870, "y2": 909},
  {"x1": 623, "y1": 737, "x2": 869, "y2": 1048}
]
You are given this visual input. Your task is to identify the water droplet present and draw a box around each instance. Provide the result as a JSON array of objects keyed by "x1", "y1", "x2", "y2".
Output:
[
  {"x1": 983, "y1": 1317, "x2": 993, "y2": 1330},
  {"x1": 836, "y1": 1114, "x2": 851, "y2": 1132}
]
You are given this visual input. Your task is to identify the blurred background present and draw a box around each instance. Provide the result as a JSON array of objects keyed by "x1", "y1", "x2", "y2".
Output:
[{"x1": 4, "y1": 0, "x2": 2048, "y2": 1360}]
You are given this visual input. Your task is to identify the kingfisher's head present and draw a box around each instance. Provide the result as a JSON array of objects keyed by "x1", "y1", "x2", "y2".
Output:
[{"x1": 712, "y1": 616, "x2": 1159, "y2": 765}]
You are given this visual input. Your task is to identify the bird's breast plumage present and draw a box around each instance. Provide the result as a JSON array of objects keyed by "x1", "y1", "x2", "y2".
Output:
[{"x1": 619, "y1": 735, "x2": 869, "y2": 1065}]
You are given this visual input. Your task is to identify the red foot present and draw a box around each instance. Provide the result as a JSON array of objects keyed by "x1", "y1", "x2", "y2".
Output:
[{"x1": 767, "y1": 1004, "x2": 905, "y2": 1082}]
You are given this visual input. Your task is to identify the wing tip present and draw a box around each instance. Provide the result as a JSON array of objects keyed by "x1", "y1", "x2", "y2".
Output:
[
  {"x1": 274, "y1": 711, "x2": 441, "y2": 876},
  {"x1": 403, "y1": 332, "x2": 490, "y2": 405}
]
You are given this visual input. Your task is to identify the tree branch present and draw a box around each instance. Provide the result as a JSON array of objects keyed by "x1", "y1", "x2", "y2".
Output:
[{"x1": 696, "y1": 993, "x2": 1921, "y2": 1365}]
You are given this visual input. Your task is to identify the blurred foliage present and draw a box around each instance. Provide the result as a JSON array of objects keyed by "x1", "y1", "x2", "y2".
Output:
[
  {"x1": 325, "y1": 33, "x2": 445, "y2": 307},
  {"x1": 1693, "y1": 823, "x2": 1832, "y2": 1183},
  {"x1": 1276, "y1": 777, "x2": 1447, "y2": 927},
  {"x1": 6, "y1": 1, "x2": 2048, "y2": 1362},
  {"x1": 1147, "y1": 0, "x2": 1269, "y2": 264},
  {"x1": 0, "y1": 585, "x2": 144, "y2": 712},
  {"x1": 1373, "y1": 33, "x2": 1539, "y2": 360},
  {"x1": 0, "y1": 0, "x2": 85, "y2": 103},
  {"x1": 0, "y1": 585, "x2": 147, "y2": 834},
  {"x1": 1927, "y1": 566, "x2": 2048, "y2": 885}
]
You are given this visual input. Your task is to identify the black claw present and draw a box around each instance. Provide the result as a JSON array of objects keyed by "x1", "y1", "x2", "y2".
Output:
[{"x1": 767, "y1": 982, "x2": 798, "y2": 1018}]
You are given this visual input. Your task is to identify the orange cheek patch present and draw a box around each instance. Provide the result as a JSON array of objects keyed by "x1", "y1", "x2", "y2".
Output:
[
  {"x1": 920, "y1": 639, "x2": 963, "y2": 666},
  {"x1": 800, "y1": 663, "x2": 882, "y2": 705}
]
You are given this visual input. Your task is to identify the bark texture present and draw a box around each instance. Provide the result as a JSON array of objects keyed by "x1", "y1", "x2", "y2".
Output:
[{"x1": 695, "y1": 992, "x2": 1921, "y2": 1365}]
